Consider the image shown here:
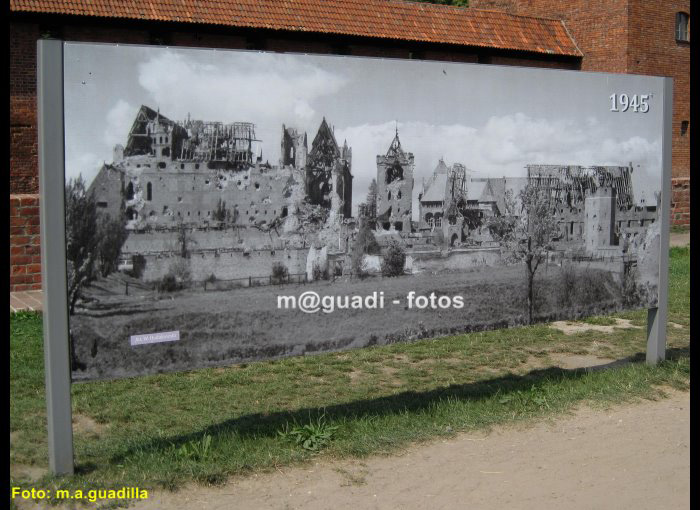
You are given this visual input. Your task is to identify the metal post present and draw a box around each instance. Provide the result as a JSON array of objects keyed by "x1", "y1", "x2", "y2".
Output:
[
  {"x1": 646, "y1": 77, "x2": 673, "y2": 365},
  {"x1": 37, "y1": 39, "x2": 74, "y2": 474}
]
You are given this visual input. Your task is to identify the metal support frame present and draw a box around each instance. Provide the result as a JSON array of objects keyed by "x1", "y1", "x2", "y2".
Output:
[
  {"x1": 646, "y1": 77, "x2": 673, "y2": 365},
  {"x1": 38, "y1": 38, "x2": 74, "y2": 475}
]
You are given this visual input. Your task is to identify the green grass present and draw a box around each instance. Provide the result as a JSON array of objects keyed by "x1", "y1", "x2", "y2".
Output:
[{"x1": 10, "y1": 248, "x2": 690, "y2": 505}]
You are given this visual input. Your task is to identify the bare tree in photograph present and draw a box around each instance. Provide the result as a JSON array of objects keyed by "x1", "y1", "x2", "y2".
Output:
[
  {"x1": 96, "y1": 212, "x2": 128, "y2": 277},
  {"x1": 65, "y1": 175, "x2": 98, "y2": 314},
  {"x1": 176, "y1": 220, "x2": 193, "y2": 259},
  {"x1": 212, "y1": 197, "x2": 229, "y2": 224},
  {"x1": 488, "y1": 185, "x2": 559, "y2": 324},
  {"x1": 363, "y1": 178, "x2": 378, "y2": 224},
  {"x1": 350, "y1": 219, "x2": 381, "y2": 276}
]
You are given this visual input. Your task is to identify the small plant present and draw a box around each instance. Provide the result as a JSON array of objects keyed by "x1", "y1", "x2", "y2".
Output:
[
  {"x1": 206, "y1": 273, "x2": 217, "y2": 284},
  {"x1": 127, "y1": 254, "x2": 147, "y2": 279},
  {"x1": 168, "y1": 258, "x2": 192, "y2": 284},
  {"x1": 172, "y1": 433, "x2": 212, "y2": 462},
  {"x1": 271, "y1": 262, "x2": 289, "y2": 284},
  {"x1": 312, "y1": 263, "x2": 329, "y2": 281},
  {"x1": 381, "y1": 242, "x2": 406, "y2": 277},
  {"x1": 157, "y1": 274, "x2": 181, "y2": 293},
  {"x1": 278, "y1": 414, "x2": 338, "y2": 452},
  {"x1": 558, "y1": 262, "x2": 577, "y2": 309}
]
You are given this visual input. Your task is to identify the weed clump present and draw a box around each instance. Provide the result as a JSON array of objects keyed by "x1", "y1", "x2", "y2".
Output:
[{"x1": 381, "y1": 242, "x2": 406, "y2": 277}]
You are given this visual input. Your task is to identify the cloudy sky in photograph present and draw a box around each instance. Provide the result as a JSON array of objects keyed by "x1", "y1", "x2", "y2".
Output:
[{"x1": 64, "y1": 42, "x2": 665, "y2": 213}]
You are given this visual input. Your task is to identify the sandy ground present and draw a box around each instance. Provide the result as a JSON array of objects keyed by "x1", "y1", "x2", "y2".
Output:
[
  {"x1": 670, "y1": 232, "x2": 690, "y2": 248},
  {"x1": 133, "y1": 390, "x2": 689, "y2": 510}
]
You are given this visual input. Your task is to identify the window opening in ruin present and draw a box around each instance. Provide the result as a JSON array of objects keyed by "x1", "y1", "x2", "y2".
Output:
[
  {"x1": 386, "y1": 162, "x2": 404, "y2": 184},
  {"x1": 146, "y1": 182, "x2": 152, "y2": 201},
  {"x1": 158, "y1": 162, "x2": 166, "y2": 169},
  {"x1": 126, "y1": 182, "x2": 134, "y2": 200},
  {"x1": 388, "y1": 191, "x2": 392, "y2": 200},
  {"x1": 255, "y1": 182, "x2": 260, "y2": 189},
  {"x1": 181, "y1": 164, "x2": 185, "y2": 169},
  {"x1": 676, "y1": 12, "x2": 690, "y2": 42},
  {"x1": 681, "y1": 120, "x2": 689, "y2": 136},
  {"x1": 398, "y1": 190, "x2": 402, "y2": 199},
  {"x1": 195, "y1": 164, "x2": 200, "y2": 169},
  {"x1": 97, "y1": 201, "x2": 108, "y2": 208},
  {"x1": 282, "y1": 206, "x2": 288, "y2": 218}
]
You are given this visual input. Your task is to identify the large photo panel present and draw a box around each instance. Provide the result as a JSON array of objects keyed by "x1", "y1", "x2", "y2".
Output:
[{"x1": 63, "y1": 42, "x2": 666, "y2": 381}]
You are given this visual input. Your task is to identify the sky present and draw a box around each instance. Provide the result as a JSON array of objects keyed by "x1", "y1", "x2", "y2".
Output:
[{"x1": 64, "y1": 42, "x2": 666, "y2": 215}]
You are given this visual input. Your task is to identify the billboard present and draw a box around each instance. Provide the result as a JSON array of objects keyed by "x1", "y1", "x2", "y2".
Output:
[{"x1": 60, "y1": 42, "x2": 668, "y2": 381}]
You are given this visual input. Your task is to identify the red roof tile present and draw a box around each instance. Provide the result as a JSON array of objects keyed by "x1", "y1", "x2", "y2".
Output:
[{"x1": 10, "y1": 0, "x2": 582, "y2": 57}]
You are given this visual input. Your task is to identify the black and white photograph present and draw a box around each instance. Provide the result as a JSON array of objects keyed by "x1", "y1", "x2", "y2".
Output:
[{"x1": 63, "y1": 42, "x2": 665, "y2": 381}]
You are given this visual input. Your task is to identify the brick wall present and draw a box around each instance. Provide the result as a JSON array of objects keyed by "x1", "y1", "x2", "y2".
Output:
[
  {"x1": 10, "y1": 194, "x2": 42, "y2": 291},
  {"x1": 627, "y1": 0, "x2": 691, "y2": 181},
  {"x1": 671, "y1": 177, "x2": 690, "y2": 226}
]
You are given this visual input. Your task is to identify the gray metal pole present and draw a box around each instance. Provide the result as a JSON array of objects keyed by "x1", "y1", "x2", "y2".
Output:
[
  {"x1": 37, "y1": 38, "x2": 75, "y2": 475},
  {"x1": 646, "y1": 77, "x2": 673, "y2": 365}
]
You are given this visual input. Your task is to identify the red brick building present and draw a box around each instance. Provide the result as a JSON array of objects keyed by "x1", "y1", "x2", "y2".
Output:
[{"x1": 9, "y1": 0, "x2": 689, "y2": 291}]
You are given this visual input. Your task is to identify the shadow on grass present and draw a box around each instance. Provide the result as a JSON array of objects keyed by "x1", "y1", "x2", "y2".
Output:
[{"x1": 102, "y1": 346, "x2": 689, "y2": 470}]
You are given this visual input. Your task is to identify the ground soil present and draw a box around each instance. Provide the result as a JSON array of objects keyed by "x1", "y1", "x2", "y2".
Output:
[{"x1": 132, "y1": 389, "x2": 689, "y2": 510}]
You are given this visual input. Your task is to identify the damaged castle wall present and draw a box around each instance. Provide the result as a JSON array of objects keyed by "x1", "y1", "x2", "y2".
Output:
[
  {"x1": 411, "y1": 248, "x2": 501, "y2": 272},
  {"x1": 138, "y1": 246, "x2": 309, "y2": 282},
  {"x1": 89, "y1": 164, "x2": 124, "y2": 221},
  {"x1": 114, "y1": 159, "x2": 304, "y2": 229}
]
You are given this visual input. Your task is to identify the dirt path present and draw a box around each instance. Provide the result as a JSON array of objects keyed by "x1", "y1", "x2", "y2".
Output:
[{"x1": 134, "y1": 390, "x2": 689, "y2": 510}]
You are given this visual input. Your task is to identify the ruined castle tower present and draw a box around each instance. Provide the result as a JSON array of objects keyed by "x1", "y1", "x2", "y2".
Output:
[
  {"x1": 305, "y1": 118, "x2": 353, "y2": 219},
  {"x1": 280, "y1": 125, "x2": 307, "y2": 169},
  {"x1": 585, "y1": 186, "x2": 617, "y2": 254},
  {"x1": 376, "y1": 130, "x2": 414, "y2": 231}
]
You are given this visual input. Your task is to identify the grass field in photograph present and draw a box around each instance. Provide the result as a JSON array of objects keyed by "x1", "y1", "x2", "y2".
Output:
[
  {"x1": 9, "y1": 247, "x2": 689, "y2": 506},
  {"x1": 70, "y1": 260, "x2": 636, "y2": 380}
]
